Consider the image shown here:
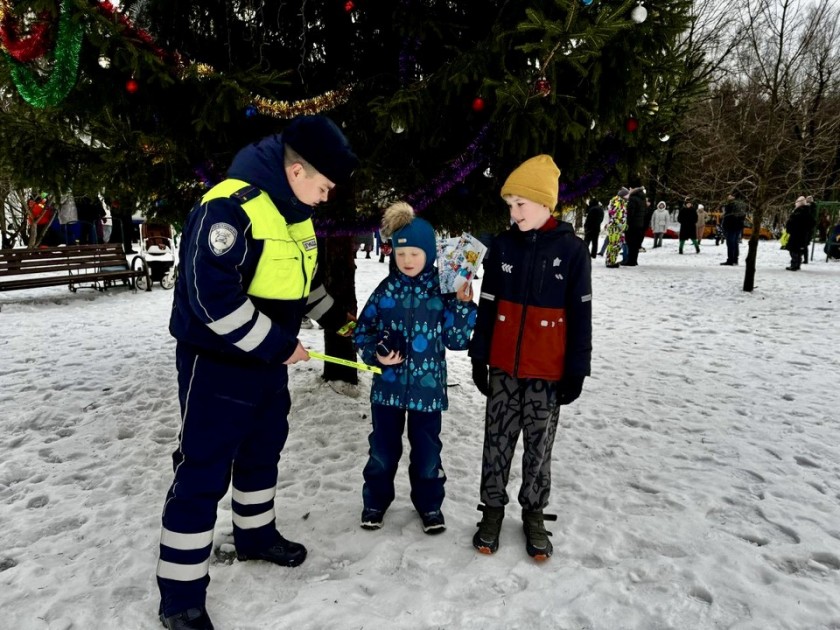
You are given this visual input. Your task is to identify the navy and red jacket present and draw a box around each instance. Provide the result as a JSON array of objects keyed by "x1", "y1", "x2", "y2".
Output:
[{"x1": 469, "y1": 218, "x2": 592, "y2": 381}]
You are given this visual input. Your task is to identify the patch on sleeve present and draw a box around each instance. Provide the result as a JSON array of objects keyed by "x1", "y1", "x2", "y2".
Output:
[
  {"x1": 581, "y1": 294, "x2": 592, "y2": 303},
  {"x1": 208, "y1": 223, "x2": 237, "y2": 256},
  {"x1": 302, "y1": 238, "x2": 318, "y2": 251}
]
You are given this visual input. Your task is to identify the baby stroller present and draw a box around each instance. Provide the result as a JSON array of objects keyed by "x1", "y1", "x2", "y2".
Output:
[
  {"x1": 825, "y1": 223, "x2": 840, "y2": 262},
  {"x1": 137, "y1": 222, "x2": 178, "y2": 290}
]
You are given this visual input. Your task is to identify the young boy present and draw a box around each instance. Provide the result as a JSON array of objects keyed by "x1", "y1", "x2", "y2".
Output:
[
  {"x1": 469, "y1": 154, "x2": 592, "y2": 560},
  {"x1": 353, "y1": 202, "x2": 476, "y2": 534}
]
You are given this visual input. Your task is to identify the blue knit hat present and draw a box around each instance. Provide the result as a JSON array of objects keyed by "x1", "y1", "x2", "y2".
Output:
[
  {"x1": 381, "y1": 201, "x2": 437, "y2": 271},
  {"x1": 283, "y1": 115, "x2": 359, "y2": 185}
]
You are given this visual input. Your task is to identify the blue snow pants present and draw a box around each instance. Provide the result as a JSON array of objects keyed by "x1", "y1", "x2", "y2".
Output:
[
  {"x1": 362, "y1": 404, "x2": 445, "y2": 514},
  {"x1": 157, "y1": 345, "x2": 291, "y2": 616}
]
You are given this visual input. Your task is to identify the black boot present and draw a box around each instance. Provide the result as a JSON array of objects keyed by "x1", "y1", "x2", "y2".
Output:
[
  {"x1": 237, "y1": 533, "x2": 307, "y2": 567},
  {"x1": 472, "y1": 504, "x2": 505, "y2": 554},
  {"x1": 160, "y1": 607, "x2": 214, "y2": 630},
  {"x1": 522, "y1": 509, "x2": 557, "y2": 561}
]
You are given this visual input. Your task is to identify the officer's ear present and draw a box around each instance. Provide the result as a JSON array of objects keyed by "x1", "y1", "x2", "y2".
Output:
[{"x1": 286, "y1": 162, "x2": 307, "y2": 182}]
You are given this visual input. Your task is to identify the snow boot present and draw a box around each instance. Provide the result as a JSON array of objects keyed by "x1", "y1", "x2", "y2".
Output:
[
  {"x1": 522, "y1": 509, "x2": 557, "y2": 561},
  {"x1": 472, "y1": 504, "x2": 505, "y2": 554},
  {"x1": 360, "y1": 507, "x2": 385, "y2": 530},
  {"x1": 236, "y1": 532, "x2": 307, "y2": 567},
  {"x1": 420, "y1": 510, "x2": 446, "y2": 534},
  {"x1": 160, "y1": 607, "x2": 214, "y2": 630}
]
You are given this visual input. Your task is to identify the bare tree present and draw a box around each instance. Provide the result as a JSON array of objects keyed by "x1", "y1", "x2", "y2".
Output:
[{"x1": 668, "y1": 0, "x2": 840, "y2": 290}]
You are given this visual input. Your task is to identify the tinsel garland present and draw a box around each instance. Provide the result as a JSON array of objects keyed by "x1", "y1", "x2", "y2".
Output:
[
  {"x1": 96, "y1": 0, "x2": 169, "y2": 62},
  {"x1": 406, "y1": 124, "x2": 491, "y2": 213},
  {"x1": 5, "y1": 0, "x2": 83, "y2": 108},
  {"x1": 0, "y1": 9, "x2": 52, "y2": 62},
  {"x1": 557, "y1": 152, "x2": 620, "y2": 202},
  {"x1": 252, "y1": 86, "x2": 354, "y2": 119}
]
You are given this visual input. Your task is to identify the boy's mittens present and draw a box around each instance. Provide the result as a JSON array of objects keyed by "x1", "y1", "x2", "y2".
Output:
[
  {"x1": 471, "y1": 360, "x2": 491, "y2": 397},
  {"x1": 558, "y1": 375, "x2": 585, "y2": 405},
  {"x1": 376, "y1": 329, "x2": 405, "y2": 357}
]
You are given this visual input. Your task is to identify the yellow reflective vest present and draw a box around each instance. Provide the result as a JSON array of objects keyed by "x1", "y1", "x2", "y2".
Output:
[{"x1": 201, "y1": 179, "x2": 318, "y2": 299}]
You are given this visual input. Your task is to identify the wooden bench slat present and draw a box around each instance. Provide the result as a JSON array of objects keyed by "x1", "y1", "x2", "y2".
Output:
[{"x1": 0, "y1": 244, "x2": 146, "y2": 293}]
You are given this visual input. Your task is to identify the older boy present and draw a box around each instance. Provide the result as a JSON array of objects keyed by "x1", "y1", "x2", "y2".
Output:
[{"x1": 469, "y1": 155, "x2": 592, "y2": 560}]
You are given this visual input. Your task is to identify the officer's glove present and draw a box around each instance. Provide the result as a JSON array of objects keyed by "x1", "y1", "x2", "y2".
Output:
[
  {"x1": 558, "y1": 375, "x2": 585, "y2": 405},
  {"x1": 471, "y1": 360, "x2": 491, "y2": 398}
]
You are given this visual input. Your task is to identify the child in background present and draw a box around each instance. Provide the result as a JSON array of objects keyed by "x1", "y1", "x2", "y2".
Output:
[
  {"x1": 469, "y1": 154, "x2": 592, "y2": 560},
  {"x1": 353, "y1": 202, "x2": 476, "y2": 534},
  {"x1": 604, "y1": 188, "x2": 629, "y2": 267}
]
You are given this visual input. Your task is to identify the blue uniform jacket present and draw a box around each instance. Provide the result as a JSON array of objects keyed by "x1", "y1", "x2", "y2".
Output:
[
  {"x1": 169, "y1": 135, "x2": 343, "y2": 364},
  {"x1": 354, "y1": 267, "x2": 477, "y2": 412}
]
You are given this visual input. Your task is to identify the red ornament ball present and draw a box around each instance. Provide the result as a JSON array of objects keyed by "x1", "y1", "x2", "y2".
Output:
[
  {"x1": 534, "y1": 76, "x2": 551, "y2": 97},
  {"x1": 344, "y1": 1, "x2": 355, "y2": 12},
  {"x1": 625, "y1": 116, "x2": 639, "y2": 132},
  {"x1": 125, "y1": 79, "x2": 139, "y2": 94},
  {"x1": 471, "y1": 97, "x2": 485, "y2": 112}
]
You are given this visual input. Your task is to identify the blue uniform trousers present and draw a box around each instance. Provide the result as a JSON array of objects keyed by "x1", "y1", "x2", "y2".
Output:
[
  {"x1": 157, "y1": 345, "x2": 291, "y2": 616},
  {"x1": 362, "y1": 404, "x2": 445, "y2": 514}
]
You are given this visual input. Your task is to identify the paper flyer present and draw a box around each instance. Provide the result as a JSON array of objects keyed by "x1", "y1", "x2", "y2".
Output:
[{"x1": 436, "y1": 232, "x2": 487, "y2": 294}]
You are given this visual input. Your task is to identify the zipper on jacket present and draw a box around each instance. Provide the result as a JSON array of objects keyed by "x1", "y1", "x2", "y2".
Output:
[
  {"x1": 512, "y1": 233, "x2": 538, "y2": 376},
  {"x1": 403, "y1": 275, "x2": 418, "y2": 404}
]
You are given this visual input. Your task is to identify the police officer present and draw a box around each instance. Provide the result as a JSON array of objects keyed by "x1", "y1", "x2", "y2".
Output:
[{"x1": 157, "y1": 115, "x2": 358, "y2": 630}]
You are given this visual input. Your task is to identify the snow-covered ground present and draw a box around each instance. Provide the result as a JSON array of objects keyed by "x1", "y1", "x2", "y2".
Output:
[{"x1": 1, "y1": 236, "x2": 838, "y2": 630}]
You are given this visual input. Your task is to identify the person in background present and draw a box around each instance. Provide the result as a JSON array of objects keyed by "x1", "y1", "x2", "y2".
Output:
[
  {"x1": 677, "y1": 197, "x2": 700, "y2": 254},
  {"x1": 58, "y1": 190, "x2": 80, "y2": 245},
  {"x1": 695, "y1": 203, "x2": 707, "y2": 244},
  {"x1": 469, "y1": 154, "x2": 591, "y2": 561},
  {"x1": 583, "y1": 197, "x2": 604, "y2": 258},
  {"x1": 604, "y1": 187, "x2": 628, "y2": 267},
  {"x1": 621, "y1": 185, "x2": 646, "y2": 266},
  {"x1": 76, "y1": 195, "x2": 105, "y2": 244},
  {"x1": 651, "y1": 201, "x2": 669, "y2": 248},
  {"x1": 353, "y1": 201, "x2": 476, "y2": 535},
  {"x1": 157, "y1": 114, "x2": 358, "y2": 630},
  {"x1": 785, "y1": 196, "x2": 815, "y2": 271},
  {"x1": 720, "y1": 190, "x2": 746, "y2": 266}
]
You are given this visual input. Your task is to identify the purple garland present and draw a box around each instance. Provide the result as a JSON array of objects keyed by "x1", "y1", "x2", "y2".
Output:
[
  {"x1": 557, "y1": 152, "x2": 620, "y2": 203},
  {"x1": 406, "y1": 123, "x2": 491, "y2": 213}
]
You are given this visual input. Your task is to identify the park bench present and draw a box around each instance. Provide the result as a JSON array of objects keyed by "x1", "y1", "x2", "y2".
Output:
[{"x1": 0, "y1": 243, "x2": 150, "y2": 293}]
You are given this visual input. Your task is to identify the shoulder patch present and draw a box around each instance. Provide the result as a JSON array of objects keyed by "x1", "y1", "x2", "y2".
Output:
[{"x1": 209, "y1": 222, "x2": 237, "y2": 256}]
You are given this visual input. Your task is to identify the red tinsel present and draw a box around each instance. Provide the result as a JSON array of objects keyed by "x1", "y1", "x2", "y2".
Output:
[
  {"x1": 0, "y1": 11, "x2": 53, "y2": 63},
  {"x1": 96, "y1": 0, "x2": 170, "y2": 63}
]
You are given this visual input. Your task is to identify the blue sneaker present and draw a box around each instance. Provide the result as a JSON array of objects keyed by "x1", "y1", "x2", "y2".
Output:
[
  {"x1": 420, "y1": 510, "x2": 446, "y2": 534},
  {"x1": 361, "y1": 507, "x2": 385, "y2": 530}
]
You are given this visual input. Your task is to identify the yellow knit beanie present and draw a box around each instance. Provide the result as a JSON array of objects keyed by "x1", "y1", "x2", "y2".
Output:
[{"x1": 500, "y1": 154, "x2": 561, "y2": 210}]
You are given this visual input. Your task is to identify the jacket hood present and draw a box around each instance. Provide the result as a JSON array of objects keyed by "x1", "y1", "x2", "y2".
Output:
[{"x1": 227, "y1": 134, "x2": 314, "y2": 223}]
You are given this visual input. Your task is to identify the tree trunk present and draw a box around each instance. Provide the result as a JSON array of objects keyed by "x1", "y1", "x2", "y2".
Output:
[
  {"x1": 742, "y1": 206, "x2": 766, "y2": 292},
  {"x1": 320, "y1": 235, "x2": 359, "y2": 384}
]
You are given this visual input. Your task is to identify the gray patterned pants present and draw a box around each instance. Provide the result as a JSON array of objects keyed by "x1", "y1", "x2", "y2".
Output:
[{"x1": 480, "y1": 368, "x2": 561, "y2": 511}]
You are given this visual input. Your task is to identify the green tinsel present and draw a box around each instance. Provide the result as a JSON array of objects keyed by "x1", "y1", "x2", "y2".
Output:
[{"x1": 4, "y1": 0, "x2": 83, "y2": 108}]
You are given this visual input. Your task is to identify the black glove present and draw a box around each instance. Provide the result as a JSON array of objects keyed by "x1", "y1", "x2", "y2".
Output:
[
  {"x1": 376, "y1": 329, "x2": 406, "y2": 357},
  {"x1": 471, "y1": 360, "x2": 491, "y2": 397},
  {"x1": 558, "y1": 375, "x2": 585, "y2": 405}
]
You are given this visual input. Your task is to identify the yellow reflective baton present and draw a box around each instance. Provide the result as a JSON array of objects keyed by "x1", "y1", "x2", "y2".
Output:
[{"x1": 308, "y1": 351, "x2": 382, "y2": 374}]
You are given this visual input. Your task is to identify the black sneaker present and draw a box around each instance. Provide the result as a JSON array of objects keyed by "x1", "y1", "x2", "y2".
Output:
[
  {"x1": 361, "y1": 507, "x2": 385, "y2": 530},
  {"x1": 472, "y1": 504, "x2": 505, "y2": 554},
  {"x1": 522, "y1": 510, "x2": 557, "y2": 561},
  {"x1": 236, "y1": 533, "x2": 307, "y2": 567},
  {"x1": 420, "y1": 510, "x2": 446, "y2": 534},
  {"x1": 160, "y1": 607, "x2": 214, "y2": 630}
]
